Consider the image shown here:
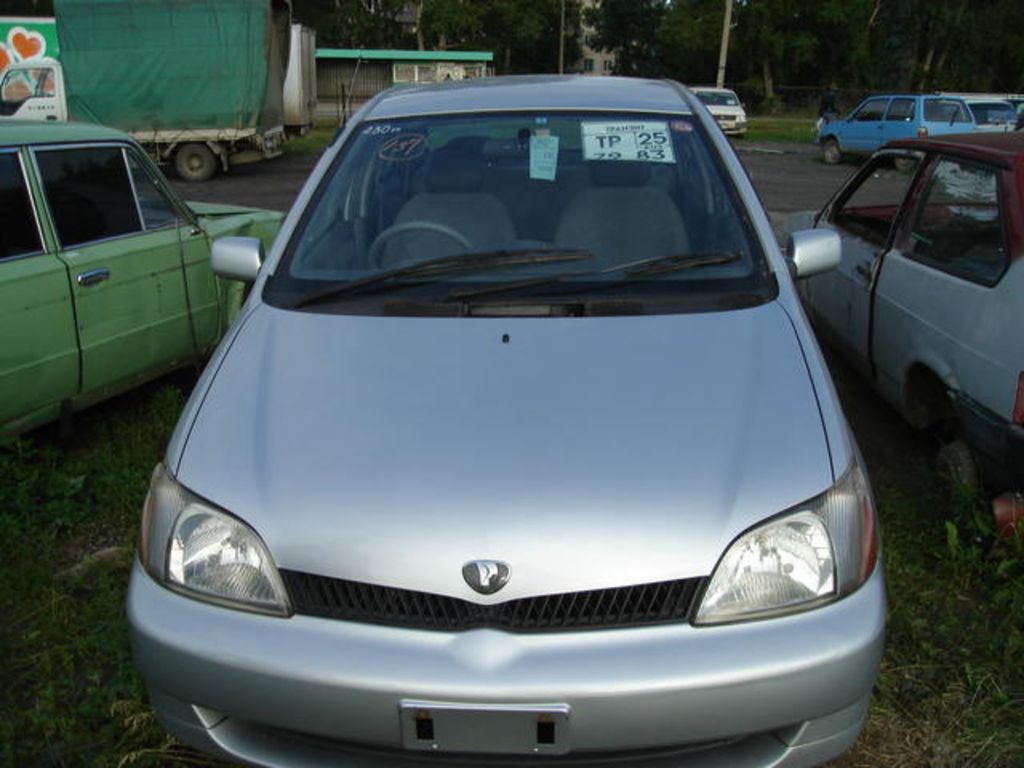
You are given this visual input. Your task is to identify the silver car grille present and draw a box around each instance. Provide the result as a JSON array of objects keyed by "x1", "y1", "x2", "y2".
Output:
[{"x1": 280, "y1": 571, "x2": 706, "y2": 632}]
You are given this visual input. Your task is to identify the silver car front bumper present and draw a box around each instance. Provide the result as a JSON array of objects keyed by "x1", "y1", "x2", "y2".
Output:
[{"x1": 128, "y1": 560, "x2": 885, "y2": 768}]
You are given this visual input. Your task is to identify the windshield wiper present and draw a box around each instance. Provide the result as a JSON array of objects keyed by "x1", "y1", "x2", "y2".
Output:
[
  {"x1": 286, "y1": 248, "x2": 593, "y2": 309},
  {"x1": 447, "y1": 251, "x2": 742, "y2": 301},
  {"x1": 616, "y1": 250, "x2": 742, "y2": 276}
]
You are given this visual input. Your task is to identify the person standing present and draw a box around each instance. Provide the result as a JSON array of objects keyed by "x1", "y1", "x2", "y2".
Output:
[{"x1": 817, "y1": 83, "x2": 838, "y2": 131}]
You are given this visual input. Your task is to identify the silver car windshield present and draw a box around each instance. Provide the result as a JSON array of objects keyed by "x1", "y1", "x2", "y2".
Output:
[{"x1": 269, "y1": 111, "x2": 770, "y2": 312}]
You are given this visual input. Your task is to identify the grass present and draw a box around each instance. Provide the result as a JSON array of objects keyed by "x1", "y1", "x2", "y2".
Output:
[
  {"x1": 822, "y1": 354, "x2": 1024, "y2": 767},
  {"x1": 744, "y1": 115, "x2": 819, "y2": 144},
  {"x1": 282, "y1": 123, "x2": 339, "y2": 156},
  {"x1": 1, "y1": 359, "x2": 1022, "y2": 766},
  {"x1": 0, "y1": 376, "x2": 229, "y2": 768}
]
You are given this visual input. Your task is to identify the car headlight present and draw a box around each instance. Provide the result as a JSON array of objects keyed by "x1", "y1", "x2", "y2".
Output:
[
  {"x1": 139, "y1": 463, "x2": 291, "y2": 616},
  {"x1": 695, "y1": 457, "x2": 878, "y2": 625}
]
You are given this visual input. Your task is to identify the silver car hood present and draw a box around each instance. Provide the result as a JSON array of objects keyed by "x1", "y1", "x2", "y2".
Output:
[{"x1": 177, "y1": 302, "x2": 834, "y2": 600}]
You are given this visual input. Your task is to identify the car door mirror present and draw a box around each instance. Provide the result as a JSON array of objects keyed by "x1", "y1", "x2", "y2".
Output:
[
  {"x1": 212, "y1": 236, "x2": 264, "y2": 282},
  {"x1": 786, "y1": 229, "x2": 841, "y2": 279}
]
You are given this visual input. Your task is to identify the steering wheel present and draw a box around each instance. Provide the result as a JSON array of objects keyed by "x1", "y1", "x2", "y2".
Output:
[{"x1": 368, "y1": 220, "x2": 472, "y2": 268}]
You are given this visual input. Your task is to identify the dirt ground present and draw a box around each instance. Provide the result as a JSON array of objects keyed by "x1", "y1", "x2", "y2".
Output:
[{"x1": 170, "y1": 151, "x2": 320, "y2": 214}]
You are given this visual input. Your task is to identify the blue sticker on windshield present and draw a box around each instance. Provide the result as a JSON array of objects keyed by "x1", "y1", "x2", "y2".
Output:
[{"x1": 529, "y1": 134, "x2": 559, "y2": 181}]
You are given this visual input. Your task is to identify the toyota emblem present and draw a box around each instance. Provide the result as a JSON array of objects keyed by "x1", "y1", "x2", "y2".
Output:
[{"x1": 462, "y1": 560, "x2": 511, "y2": 595}]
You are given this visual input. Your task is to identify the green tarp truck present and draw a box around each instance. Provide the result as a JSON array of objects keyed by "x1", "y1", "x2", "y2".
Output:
[{"x1": 0, "y1": 0, "x2": 291, "y2": 181}]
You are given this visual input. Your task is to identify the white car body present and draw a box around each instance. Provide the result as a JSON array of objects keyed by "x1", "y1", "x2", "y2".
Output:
[
  {"x1": 792, "y1": 133, "x2": 1024, "y2": 491},
  {"x1": 692, "y1": 86, "x2": 748, "y2": 136}
]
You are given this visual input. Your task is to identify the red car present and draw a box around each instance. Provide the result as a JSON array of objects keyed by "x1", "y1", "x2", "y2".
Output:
[{"x1": 794, "y1": 131, "x2": 1024, "y2": 499}]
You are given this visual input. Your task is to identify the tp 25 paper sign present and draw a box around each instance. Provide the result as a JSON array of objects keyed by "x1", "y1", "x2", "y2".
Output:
[{"x1": 581, "y1": 121, "x2": 675, "y2": 164}]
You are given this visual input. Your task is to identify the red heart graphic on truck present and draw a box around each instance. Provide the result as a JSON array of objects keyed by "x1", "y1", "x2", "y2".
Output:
[
  {"x1": 0, "y1": 46, "x2": 10, "y2": 73},
  {"x1": 11, "y1": 29, "x2": 45, "y2": 61}
]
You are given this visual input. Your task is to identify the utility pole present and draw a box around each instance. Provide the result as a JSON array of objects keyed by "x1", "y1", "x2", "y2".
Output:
[
  {"x1": 559, "y1": 0, "x2": 566, "y2": 74},
  {"x1": 716, "y1": 0, "x2": 733, "y2": 88}
]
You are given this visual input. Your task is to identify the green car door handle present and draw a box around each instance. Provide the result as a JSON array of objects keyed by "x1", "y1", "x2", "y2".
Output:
[{"x1": 76, "y1": 268, "x2": 111, "y2": 287}]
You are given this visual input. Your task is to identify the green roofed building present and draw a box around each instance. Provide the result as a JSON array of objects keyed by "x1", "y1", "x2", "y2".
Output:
[{"x1": 316, "y1": 48, "x2": 493, "y2": 122}]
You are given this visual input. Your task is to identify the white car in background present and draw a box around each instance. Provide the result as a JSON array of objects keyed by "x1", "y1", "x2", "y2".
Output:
[
  {"x1": 939, "y1": 92, "x2": 1024, "y2": 131},
  {"x1": 692, "y1": 86, "x2": 748, "y2": 136},
  {"x1": 964, "y1": 98, "x2": 1018, "y2": 132}
]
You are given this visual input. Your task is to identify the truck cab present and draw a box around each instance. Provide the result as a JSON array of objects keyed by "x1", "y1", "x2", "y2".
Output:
[{"x1": 0, "y1": 57, "x2": 66, "y2": 121}]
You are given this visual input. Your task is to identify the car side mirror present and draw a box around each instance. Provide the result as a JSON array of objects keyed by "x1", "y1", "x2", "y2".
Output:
[
  {"x1": 786, "y1": 228, "x2": 840, "y2": 280},
  {"x1": 212, "y1": 236, "x2": 264, "y2": 282}
]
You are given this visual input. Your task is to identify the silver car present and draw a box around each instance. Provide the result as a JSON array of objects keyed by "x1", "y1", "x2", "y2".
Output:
[{"x1": 129, "y1": 76, "x2": 885, "y2": 768}]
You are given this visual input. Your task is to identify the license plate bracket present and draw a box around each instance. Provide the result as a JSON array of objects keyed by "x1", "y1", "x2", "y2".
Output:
[{"x1": 399, "y1": 700, "x2": 571, "y2": 755}]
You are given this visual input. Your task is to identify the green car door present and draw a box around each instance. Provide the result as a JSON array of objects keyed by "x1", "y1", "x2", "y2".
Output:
[
  {"x1": 33, "y1": 143, "x2": 199, "y2": 396},
  {"x1": 2, "y1": 125, "x2": 283, "y2": 438},
  {"x1": 124, "y1": 150, "x2": 226, "y2": 355},
  {"x1": 0, "y1": 149, "x2": 79, "y2": 433}
]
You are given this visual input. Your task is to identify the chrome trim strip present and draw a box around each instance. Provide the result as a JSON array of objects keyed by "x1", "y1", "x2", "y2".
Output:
[{"x1": 122, "y1": 146, "x2": 147, "y2": 230}]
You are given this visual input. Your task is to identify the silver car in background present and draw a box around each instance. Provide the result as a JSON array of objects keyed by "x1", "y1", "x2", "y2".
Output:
[{"x1": 129, "y1": 76, "x2": 885, "y2": 768}]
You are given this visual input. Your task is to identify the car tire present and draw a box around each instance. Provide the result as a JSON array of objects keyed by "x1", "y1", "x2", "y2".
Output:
[
  {"x1": 822, "y1": 138, "x2": 842, "y2": 165},
  {"x1": 937, "y1": 438, "x2": 979, "y2": 494},
  {"x1": 175, "y1": 143, "x2": 218, "y2": 182}
]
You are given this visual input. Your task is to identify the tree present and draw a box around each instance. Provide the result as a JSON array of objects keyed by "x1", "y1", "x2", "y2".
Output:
[
  {"x1": 4, "y1": 0, "x2": 53, "y2": 14},
  {"x1": 292, "y1": 0, "x2": 411, "y2": 49},
  {"x1": 417, "y1": 0, "x2": 484, "y2": 50},
  {"x1": 477, "y1": 0, "x2": 579, "y2": 74},
  {"x1": 731, "y1": 0, "x2": 818, "y2": 105},
  {"x1": 658, "y1": 0, "x2": 725, "y2": 85},
  {"x1": 585, "y1": 0, "x2": 668, "y2": 77}
]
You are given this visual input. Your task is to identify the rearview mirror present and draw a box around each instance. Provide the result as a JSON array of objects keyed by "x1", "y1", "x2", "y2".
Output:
[
  {"x1": 212, "y1": 236, "x2": 264, "y2": 282},
  {"x1": 786, "y1": 229, "x2": 840, "y2": 280}
]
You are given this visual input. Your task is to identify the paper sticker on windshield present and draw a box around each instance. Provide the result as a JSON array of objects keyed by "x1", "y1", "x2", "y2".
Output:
[
  {"x1": 378, "y1": 133, "x2": 427, "y2": 162},
  {"x1": 529, "y1": 134, "x2": 559, "y2": 181},
  {"x1": 582, "y1": 121, "x2": 675, "y2": 163}
]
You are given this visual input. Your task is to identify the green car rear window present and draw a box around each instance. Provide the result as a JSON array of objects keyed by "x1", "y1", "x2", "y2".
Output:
[
  {"x1": 0, "y1": 152, "x2": 43, "y2": 259},
  {"x1": 35, "y1": 146, "x2": 141, "y2": 247}
]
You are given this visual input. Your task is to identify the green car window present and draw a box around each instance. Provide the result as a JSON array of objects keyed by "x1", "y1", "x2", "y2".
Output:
[
  {"x1": 36, "y1": 146, "x2": 142, "y2": 247},
  {"x1": 0, "y1": 152, "x2": 43, "y2": 259}
]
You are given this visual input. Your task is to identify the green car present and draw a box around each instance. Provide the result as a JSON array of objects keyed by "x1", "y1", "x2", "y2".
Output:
[{"x1": 0, "y1": 121, "x2": 283, "y2": 437}]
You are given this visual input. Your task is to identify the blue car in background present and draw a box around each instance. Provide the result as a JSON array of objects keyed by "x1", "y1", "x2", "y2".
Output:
[{"x1": 817, "y1": 94, "x2": 976, "y2": 164}]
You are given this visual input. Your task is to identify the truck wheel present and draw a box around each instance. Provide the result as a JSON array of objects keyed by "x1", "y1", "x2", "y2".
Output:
[
  {"x1": 822, "y1": 138, "x2": 842, "y2": 165},
  {"x1": 937, "y1": 439, "x2": 979, "y2": 494},
  {"x1": 175, "y1": 143, "x2": 217, "y2": 182}
]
